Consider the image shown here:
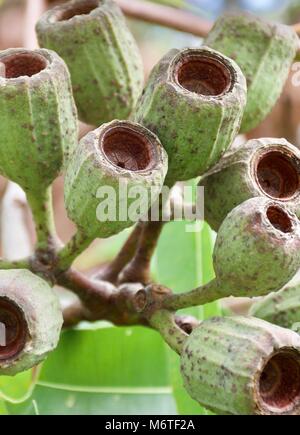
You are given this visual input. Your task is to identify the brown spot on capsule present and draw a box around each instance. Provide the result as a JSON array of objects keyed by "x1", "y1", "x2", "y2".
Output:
[
  {"x1": 0, "y1": 298, "x2": 28, "y2": 361},
  {"x1": 266, "y1": 206, "x2": 293, "y2": 233},
  {"x1": 1, "y1": 52, "x2": 47, "y2": 79},
  {"x1": 101, "y1": 125, "x2": 157, "y2": 172},
  {"x1": 259, "y1": 350, "x2": 300, "y2": 412},
  {"x1": 174, "y1": 53, "x2": 233, "y2": 96},
  {"x1": 256, "y1": 150, "x2": 300, "y2": 200},
  {"x1": 56, "y1": 0, "x2": 99, "y2": 21}
]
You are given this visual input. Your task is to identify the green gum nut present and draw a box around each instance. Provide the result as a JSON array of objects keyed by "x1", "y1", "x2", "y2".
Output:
[
  {"x1": 36, "y1": 0, "x2": 144, "y2": 126},
  {"x1": 180, "y1": 316, "x2": 300, "y2": 415},
  {"x1": 134, "y1": 46, "x2": 247, "y2": 186},
  {"x1": 214, "y1": 197, "x2": 300, "y2": 297},
  {"x1": 201, "y1": 137, "x2": 300, "y2": 231},
  {"x1": 205, "y1": 12, "x2": 298, "y2": 133},
  {"x1": 250, "y1": 274, "x2": 300, "y2": 329},
  {"x1": 0, "y1": 48, "x2": 78, "y2": 196},
  {"x1": 64, "y1": 120, "x2": 168, "y2": 239},
  {"x1": 0, "y1": 270, "x2": 63, "y2": 376}
]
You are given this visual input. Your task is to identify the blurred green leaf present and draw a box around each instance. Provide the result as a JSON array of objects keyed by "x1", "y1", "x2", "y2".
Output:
[
  {"x1": 155, "y1": 218, "x2": 220, "y2": 415},
  {"x1": 7, "y1": 325, "x2": 176, "y2": 415},
  {"x1": 0, "y1": 399, "x2": 8, "y2": 414},
  {"x1": 0, "y1": 370, "x2": 35, "y2": 403}
]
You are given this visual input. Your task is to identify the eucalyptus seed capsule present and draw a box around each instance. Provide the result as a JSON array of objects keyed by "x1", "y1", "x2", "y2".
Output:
[
  {"x1": 205, "y1": 12, "x2": 298, "y2": 132},
  {"x1": 181, "y1": 316, "x2": 300, "y2": 415},
  {"x1": 0, "y1": 48, "x2": 77, "y2": 196},
  {"x1": 0, "y1": 270, "x2": 63, "y2": 376},
  {"x1": 201, "y1": 138, "x2": 300, "y2": 231},
  {"x1": 214, "y1": 197, "x2": 300, "y2": 297},
  {"x1": 36, "y1": 0, "x2": 144, "y2": 126},
  {"x1": 64, "y1": 120, "x2": 168, "y2": 239},
  {"x1": 135, "y1": 46, "x2": 246, "y2": 186},
  {"x1": 250, "y1": 275, "x2": 300, "y2": 329}
]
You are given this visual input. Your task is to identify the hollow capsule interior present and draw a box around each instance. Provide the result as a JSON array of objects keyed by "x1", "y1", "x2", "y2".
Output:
[
  {"x1": 258, "y1": 349, "x2": 300, "y2": 413},
  {"x1": 0, "y1": 298, "x2": 28, "y2": 361},
  {"x1": 101, "y1": 125, "x2": 158, "y2": 172},
  {"x1": 173, "y1": 53, "x2": 233, "y2": 97}
]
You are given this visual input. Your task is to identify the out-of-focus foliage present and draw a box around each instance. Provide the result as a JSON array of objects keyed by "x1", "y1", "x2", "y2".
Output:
[{"x1": 0, "y1": 207, "x2": 218, "y2": 414}]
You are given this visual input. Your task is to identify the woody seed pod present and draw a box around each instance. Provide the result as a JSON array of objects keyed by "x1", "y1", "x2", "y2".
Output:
[
  {"x1": 214, "y1": 197, "x2": 300, "y2": 297},
  {"x1": 181, "y1": 316, "x2": 300, "y2": 415},
  {"x1": 0, "y1": 270, "x2": 63, "y2": 376},
  {"x1": 250, "y1": 275, "x2": 300, "y2": 329},
  {"x1": 205, "y1": 12, "x2": 298, "y2": 133},
  {"x1": 201, "y1": 138, "x2": 300, "y2": 231},
  {"x1": 64, "y1": 120, "x2": 167, "y2": 239},
  {"x1": 0, "y1": 48, "x2": 77, "y2": 196},
  {"x1": 134, "y1": 46, "x2": 246, "y2": 186},
  {"x1": 36, "y1": 0, "x2": 144, "y2": 126}
]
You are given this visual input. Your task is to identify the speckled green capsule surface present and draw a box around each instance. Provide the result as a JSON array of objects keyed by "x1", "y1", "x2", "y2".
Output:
[
  {"x1": 0, "y1": 48, "x2": 78, "y2": 196},
  {"x1": 214, "y1": 197, "x2": 300, "y2": 297},
  {"x1": 64, "y1": 120, "x2": 168, "y2": 239},
  {"x1": 250, "y1": 272, "x2": 300, "y2": 329},
  {"x1": 181, "y1": 316, "x2": 300, "y2": 415},
  {"x1": 201, "y1": 137, "x2": 300, "y2": 231},
  {"x1": 205, "y1": 12, "x2": 298, "y2": 133},
  {"x1": 36, "y1": 0, "x2": 144, "y2": 126},
  {"x1": 0, "y1": 270, "x2": 63, "y2": 376},
  {"x1": 134, "y1": 46, "x2": 246, "y2": 186}
]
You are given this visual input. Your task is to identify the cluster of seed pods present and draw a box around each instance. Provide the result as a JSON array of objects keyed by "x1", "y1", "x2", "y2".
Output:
[{"x1": 0, "y1": 0, "x2": 299, "y2": 415}]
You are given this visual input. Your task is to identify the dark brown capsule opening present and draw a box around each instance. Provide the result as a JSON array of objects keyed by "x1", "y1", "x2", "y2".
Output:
[
  {"x1": 57, "y1": 0, "x2": 99, "y2": 21},
  {"x1": 256, "y1": 151, "x2": 300, "y2": 200},
  {"x1": 0, "y1": 52, "x2": 47, "y2": 79},
  {"x1": 174, "y1": 54, "x2": 232, "y2": 96},
  {"x1": 0, "y1": 298, "x2": 28, "y2": 361},
  {"x1": 101, "y1": 126, "x2": 157, "y2": 172},
  {"x1": 266, "y1": 206, "x2": 293, "y2": 233},
  {"x1": 259, "y1": 350, "x2": 300, "y2": 412}
]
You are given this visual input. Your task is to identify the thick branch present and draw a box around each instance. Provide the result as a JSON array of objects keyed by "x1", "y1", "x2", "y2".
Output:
[
  {"x1": 57, "y1": 268, "x2": 114, "y2": 320},
  {"x1": 59, "y1": 270, "x2": 200, "y2": 334}
]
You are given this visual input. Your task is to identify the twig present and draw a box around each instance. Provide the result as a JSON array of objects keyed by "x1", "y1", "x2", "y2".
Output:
[
  {"x1": 163, "y1": 278, "x2": 224, "y2": 311},
  {"x1": 118, "y1": 221, "x2": 164, "y2": 285},
  {"x1": 95, "y1": 222, "x2": 144, "y2": 284},
  {"x1": 116, "y1": 0, "x2": 212, "y2": 37},
  {"x1": 62, "y1": 299, "x2": 86, "y2": 328},
  {"x1": 59, "y1": 273, "x2": 201, "y2": 331},
  {"x1": 149, "y1": 310, "x2": 188, "y2": 354},
  {"x1": 56, "y1": 268, "x2": 114, "y2": 320},
  {"x1": 27, "y1": 187, "x2": 57, "y2": 254},
  {"x1": 56, "y1": 230, "x2": 93, "y2": 271}
]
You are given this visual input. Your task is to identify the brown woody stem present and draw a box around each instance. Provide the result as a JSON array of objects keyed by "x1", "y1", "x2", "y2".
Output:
[
  {"x1": 95, "y1": 222, "x2": 144, "y2": 284},
  {"x1": 116, "y1": 0, "x2": 212, "y2": 37},
  {"x1": 57, "y1": 268, "x2": 113, "y2": 320},
  {"x1": 118, "y1": 221, "x2": 164, "y2": 285}
]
